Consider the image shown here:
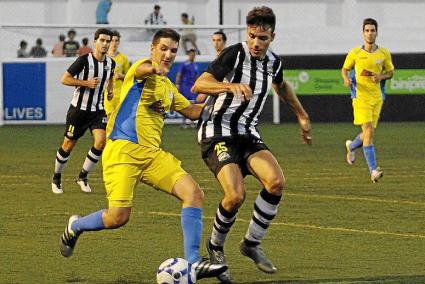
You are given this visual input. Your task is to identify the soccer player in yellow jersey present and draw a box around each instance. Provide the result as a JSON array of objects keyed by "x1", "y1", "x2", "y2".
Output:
[
  {"x1": 341, "y1": 18, "x2": 394, "y2": 183},
  {"x1": 59, "y1": 28, "x2": 227, "y2": 280},
  {"x1": 104, "y1": 30, "x2": 130, "y2": 117}
]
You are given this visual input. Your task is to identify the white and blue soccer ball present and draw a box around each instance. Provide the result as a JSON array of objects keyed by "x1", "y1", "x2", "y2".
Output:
[{"x1": 156, "y1": 257, "x2": 196, "y2": 284}]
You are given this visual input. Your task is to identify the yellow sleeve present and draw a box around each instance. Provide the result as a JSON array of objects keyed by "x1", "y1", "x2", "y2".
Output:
[
  {"x1": 171, "y1": 84, "x2": 191, "y2": 111},
  {"x1": 383, "y1": 49, "x2": 395, "y2": 73},
  {"x1": 343, "y1": 49, "x2": 356, "y2": 70}
]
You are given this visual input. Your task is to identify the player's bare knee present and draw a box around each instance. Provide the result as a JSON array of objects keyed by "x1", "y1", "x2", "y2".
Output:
[
  {"x1": 224, "y1": 190, "x2": 246, "y2": 210},
  {"x1": 266, "y1": 176, "x2": 285, "y2": 195}
]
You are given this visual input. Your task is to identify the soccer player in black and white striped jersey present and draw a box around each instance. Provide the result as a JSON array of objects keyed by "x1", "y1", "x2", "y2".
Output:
[
  {"x1": 192, "y1": 6, "x2": 312, "y2": 282},
  {"x1": 51, "y1": 28, "x2": 115, "y2": 194}
]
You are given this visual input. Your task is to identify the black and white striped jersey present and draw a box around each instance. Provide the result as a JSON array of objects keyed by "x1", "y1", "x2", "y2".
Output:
[
  {"x1": 67, "y1": 53, "x2": 115, "y2": 111},
  {"x1": 197, "y1": 42, "x2": 283, "y2": 142}
]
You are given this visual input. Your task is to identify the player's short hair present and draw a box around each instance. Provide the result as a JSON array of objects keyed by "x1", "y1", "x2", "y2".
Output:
[
  {"x1": 246, "y1": 6, "x2": 276, "y2": 33},
  {"x1": 154, "y1": 4, "x2": 161, "y2": 10},
  {"x1": 363, "y1": 18, "x2": 378, "y2": 32},
  {"x1": 213, "y1": 31, "x2": 227, "y2": 42},
  {"x1": 20, "y1": 40, "x2": 27, "y2": 48},
  {"x1": 181, "y1": 13, "x2": 189, "y2": 19},
  {"x1": 152, "y1": 28, "x2": 180, "y2": 45},
  {"x1": 94, "y1": 28, "x2": 113, "y2": 40},
  {"x1": 112, "y1": 30, "x2": 121, "y2": 40},
  {"x1": 82, "y1": 37, "x2": 89, "y2": 45}
]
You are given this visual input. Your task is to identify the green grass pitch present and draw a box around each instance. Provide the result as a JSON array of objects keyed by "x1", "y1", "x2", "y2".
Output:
[{"x1": 0, "y1": 122, "x2": 424, "y2": 283}]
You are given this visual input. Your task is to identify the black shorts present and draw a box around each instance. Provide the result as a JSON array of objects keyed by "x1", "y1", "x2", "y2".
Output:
[
  {"x1": 64, "y1": 106, "x2": 107, "y2": 140},
  {"x1": 201, "y1": 135, "x2": 269, "y2": 177}
]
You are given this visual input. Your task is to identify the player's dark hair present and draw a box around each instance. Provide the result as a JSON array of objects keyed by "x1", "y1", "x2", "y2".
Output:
[
  {"x1": 154, "y1": 4, "x2": 160, "y2": 10},
  {"x1": 82, "y1": 38, "x2": 89, "y2": 45},
  {"x1": 246, "y1": 6, "x2": 276, "y2": 33},
  {"x1": 20, "y1": 40, "x2": 27, "y2": 48},
  {"x1": 363, "y1": 18, "x2": 378, "y2": 32},
  {"x1": 213, "y1": 31, "x2": 227, "y2": 42},
  {"x1": 94, "y1": 28, "x2": 113, "y2": 40},
  {"x1": 112, "y1": 30, "x2": 121, "y2": 40},
  {"x1": 36, "y1": 38, "x2": 43, "y2": 45},
  {"x1": 152, "y1": 28, "x2": 180, "y2": 45},
  {"x1": 67, "y1": 29, "x2": 76, "y2": 37},
  {"x1": 181, "y1": 13, "x2": 189, "y2": 19}
]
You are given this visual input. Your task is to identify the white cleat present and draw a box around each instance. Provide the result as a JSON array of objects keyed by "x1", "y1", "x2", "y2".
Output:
[
  {"x1": 76, "y1": 178, "x2": 92, "y2": 193},
  {"x1": 52, "y1": 182, "x2": 63, "y2": 194},
  {"x1": 371, "y1": 167, "x2": 384, "y2": 183},
  {"x1": 345, "y1": 140, "x2": 356, "y2": 165}
]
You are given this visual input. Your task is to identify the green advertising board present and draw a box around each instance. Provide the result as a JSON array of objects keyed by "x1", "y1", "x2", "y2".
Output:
[{"x1": 283, "y1": 69, "x2": 425, "y2": 95}]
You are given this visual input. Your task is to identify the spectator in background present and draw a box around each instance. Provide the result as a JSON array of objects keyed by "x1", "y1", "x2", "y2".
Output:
[
  {"x1": 176, "y1": 48, "x2": 199, "y2": 128},
  {"x1": 78, "y1": 38, "x2": 93, "y2": 56},
  {"x1": 30, "y1": 38, "x2": 47, "y2": 58},
  {"x1": 96, "y1": 0, "x2": 112, "y2": 24},
  {"x1": 63, "y1": 29, "x2": 80, "y2": 57},
  {"x1": 17, "y1": 40, "x2": 29, "y2": 58},
  {"x1": 144, "y1": 4, "x2": 167, "y2": 25},
  {"x1": 52, "y1": 34, "x2": 66, "y2": 57},
  {"x1": 181, "y1": 13, "x2": 200, "y2": 55}
]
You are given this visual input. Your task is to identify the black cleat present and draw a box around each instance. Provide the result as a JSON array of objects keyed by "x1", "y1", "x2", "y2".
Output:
[
  {"x1": 193, "y1": 257, "x2": 228, "y2": 280},
  {"x1": 60, "y1": 215, "x2": 81, "y2": 257}
]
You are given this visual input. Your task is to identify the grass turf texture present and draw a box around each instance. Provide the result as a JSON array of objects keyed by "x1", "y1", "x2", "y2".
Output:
[{"x1": 0, "y1": 122, "x2": 424, "y2": 283}]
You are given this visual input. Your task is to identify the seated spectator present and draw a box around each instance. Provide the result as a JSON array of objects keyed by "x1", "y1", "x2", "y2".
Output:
[
  {"x1": 63, "y1": 29, "x2": 80, "y2": 57},
  {"x1": 181, "y1": 13, "x2": 200, "y2": 54},
  {"x1": 29, "y1": 38, "x2": 47, "y2": 58},
  {"x1": 78, "y1": 38, "x2": 93, "y2": 56},
  {"x1": 144, "y1": 4, "x2": 167, "y2": 25},
  {"x1": 52, "y1": 34, "x2": 66, "y2": 57},
  {"x1": 17, "y1": 40, "x2": 29, "y2": 58},
  {"x1": 96, "y1": 0, "x2": 112, "y2": 24}
]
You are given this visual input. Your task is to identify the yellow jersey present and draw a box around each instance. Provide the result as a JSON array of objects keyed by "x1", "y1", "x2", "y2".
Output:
[
  {"x1": 343, "y1": 46, "x2": 394, "y2": 100},
  {"x1": 104, "y1": 52, "x2": 131, "y2": 115},
  {"x1": 107, "y1": 58, "x2": 191, "y2": 148}
]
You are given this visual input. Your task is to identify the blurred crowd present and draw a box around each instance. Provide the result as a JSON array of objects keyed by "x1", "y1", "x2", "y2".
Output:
[{"x1": 17, "y1": 2, "x2": 201, "y2": 58}]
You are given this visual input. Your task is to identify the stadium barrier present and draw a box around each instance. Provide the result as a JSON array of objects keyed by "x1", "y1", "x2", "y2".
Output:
[{"x1": 2, "y1": 54, "x2": 425, "y2": 125}]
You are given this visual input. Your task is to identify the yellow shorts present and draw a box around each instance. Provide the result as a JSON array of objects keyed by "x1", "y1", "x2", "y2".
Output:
[
  {"x1": 352, "y1": 98, "x2": 383, "y2": 128},
  {"x1": 102, "y1": 139, "x2": 188, "y2": 207}
]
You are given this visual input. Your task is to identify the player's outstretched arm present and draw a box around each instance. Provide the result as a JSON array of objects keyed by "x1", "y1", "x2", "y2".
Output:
[
  {"x1": 178, "y1": 104, "x2": 204, "y2": 120},
  {"x1": 192, "y1": 72, "x2": 252, "y2": 101},
  {"x1": 273, "y1": 81, "x2": 312, "y2": 145},
  {"x1": 134, "y1": 60, "x2": 166, "y2": 80},
  {"x1": 61, "y1": 71, "x2": 99, "y2": 89}
]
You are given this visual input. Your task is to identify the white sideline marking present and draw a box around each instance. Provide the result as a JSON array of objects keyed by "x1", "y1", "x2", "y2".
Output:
[{"x1": 147, "y1": 211, "x2": 425, "y2": 240}]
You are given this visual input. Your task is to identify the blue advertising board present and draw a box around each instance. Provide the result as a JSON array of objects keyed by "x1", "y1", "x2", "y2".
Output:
[{"x1": 3, "y1": 62, "x2": 46, "y2": 120}]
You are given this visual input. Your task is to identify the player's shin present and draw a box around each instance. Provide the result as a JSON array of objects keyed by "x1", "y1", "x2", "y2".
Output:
[{"x1": 181, "y1": 207, "x2": 202, "y2": 263}]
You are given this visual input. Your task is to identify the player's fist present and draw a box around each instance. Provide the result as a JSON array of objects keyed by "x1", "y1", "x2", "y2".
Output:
[
  {"x1": 87, "y1": 77, "x2": 100, "y2": 89},
  {"x1": 343, "y1": 78, "x2": 352, "y2": 88},
  {"x1": 299, "y1": 117, "x2": 312, "y2": 145},
  {"x1": 229, "y1": 83, "x2": 252, "y2": 102}
]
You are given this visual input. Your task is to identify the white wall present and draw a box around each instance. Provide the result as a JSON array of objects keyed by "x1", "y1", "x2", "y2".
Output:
[{"x1": 1, "y1": 0, "x2": 425, "y2": 55}]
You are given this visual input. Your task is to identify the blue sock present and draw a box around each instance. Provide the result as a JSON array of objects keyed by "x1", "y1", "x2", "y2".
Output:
[
  {"x1": 71, "y1": 209, "x2": 105, "y2": 235},
  {"x1": 350, "y1": 134, "x2": 363, "y2": 151},
  {"x1": 181, "y1": 207, "x2": 202, "y2": 263},
  {"x1": 363, "y1": 145, "x2": 377, "y2": 172}
]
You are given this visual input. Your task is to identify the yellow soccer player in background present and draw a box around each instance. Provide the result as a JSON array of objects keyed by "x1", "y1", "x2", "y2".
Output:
[
  {"x1": 341, "y1": 18, "x2": 394, "y2": 183},
  {"x1": 104, "y1": 30, "x2": 130, "y2": 117}
]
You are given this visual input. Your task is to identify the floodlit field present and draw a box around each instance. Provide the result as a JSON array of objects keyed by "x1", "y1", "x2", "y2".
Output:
[{"x1": 0, "y1": 123, "x2": 424, "y2": 283}]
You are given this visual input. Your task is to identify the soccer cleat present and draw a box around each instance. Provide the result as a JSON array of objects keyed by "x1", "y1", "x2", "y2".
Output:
[
  {"x1": 239, "y1": 240, "x2": 277, "y2": 274},
  {"x1": 76, "y1": 178, "x2": 92, "y2": 193},
  {"x1": 60, "y1": 215, "x2": 81, "y2": 257},
  {"x1": 345, "y1": 140, "x2": 356, "y2": 165},
  {"x1": 206, "y1": 238, "x2": 233, "y2": 283},
  {"x1": 371, "y1": 167, "x2": 384, "y2": 183},
  {"x1": 193, "y1": 257, "x2": 228, "y2": 280},
  {"x1": 52, "y1": 176, "x2": 63, "y2": 194}
]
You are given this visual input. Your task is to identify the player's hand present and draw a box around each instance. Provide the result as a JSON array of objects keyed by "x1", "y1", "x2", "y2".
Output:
[
  {"x1": 299, "y1": 117, "x2": 312, "y2": 145},
  {"x1": 153, "y1": 66, "x2": 167, "y2": 76},
  {"x1": 87, "y1": 77, "x2": 100, "y2": 89},
  {"x1": 372, "y1": 73, "x2": 382, "y2": 83},
  {"x1": 107, "y1": 90, "x2": 113, "y2": 101},
  {"x1": 229, "y1": 83, "x2": 252, "y2": 102},
  {"x1": 343, "y1": 78, "x2": 352, "y2": 88}
]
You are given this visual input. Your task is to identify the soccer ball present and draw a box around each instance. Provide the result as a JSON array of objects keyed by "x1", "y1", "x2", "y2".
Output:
[{"x1": 156, "y1": 257, "x2": 196, "y2": 284}]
